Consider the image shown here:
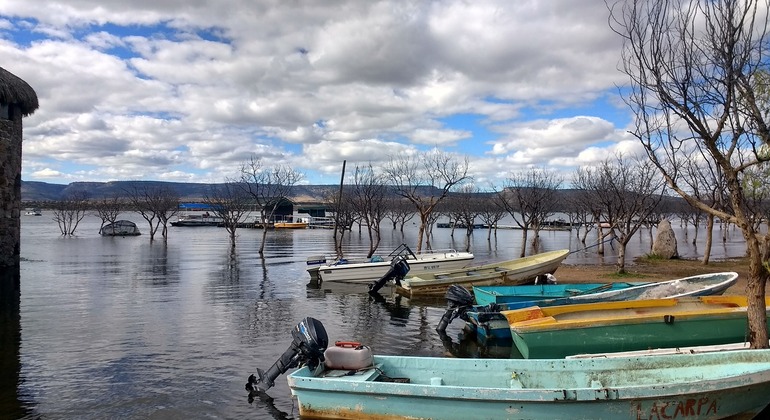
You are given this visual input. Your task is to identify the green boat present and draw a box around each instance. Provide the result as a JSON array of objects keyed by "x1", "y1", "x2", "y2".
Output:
[
  {"x1": 506, "y1": 295, "x2": 770, "y2": 359},
  {"x1": 287, "y1": 350, "x2": 770, "y2": 419},
  {"x1": 464, "y1": 271, "x2": 739, "y2": 343}
]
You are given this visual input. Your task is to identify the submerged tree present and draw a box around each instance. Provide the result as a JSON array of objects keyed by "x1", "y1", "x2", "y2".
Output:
[
  {"x1": 51, "y1": 191, "x2": 89, "y2": 235},
  {"x1": 124, "y1": 183, "x2": 179, "y2": 241},
  {"x1": 572, "y1": 154, "x2": 665, "y2": 273},
  {"x1": 496, "y1": 168, "x2": 563, "y2": 257},
  {"x1": 349, "y1": 164, "x2": 388, "y2": 258},
  {"x1": 204, "y1": 181, "x2": 253, "y2": 250},
  {"x1": 384, "y1": 149, "x2": 470, "y2": 252},
  {"x1": 240, "y1": 156, "x2": 303, "y2": 255},
  {"x1": 93, "y1": 195, "x2": 124, "y2": 235},
  {"x1": 609, "y1": 0, "x2": 770, "y2": 347}
]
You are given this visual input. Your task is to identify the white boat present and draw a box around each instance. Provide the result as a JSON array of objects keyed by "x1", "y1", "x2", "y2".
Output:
[
  {"x1": 306, "y1": 244, "x2": 474, "y2": 284},
  {"x1": 24, "y1": 207, "x2": 42, "y2": 216}
]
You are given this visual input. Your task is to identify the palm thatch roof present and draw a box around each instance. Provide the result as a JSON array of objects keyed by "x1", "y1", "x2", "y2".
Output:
[{"x1": 0, "y1": 67, "x2": 39, "y2": 116}]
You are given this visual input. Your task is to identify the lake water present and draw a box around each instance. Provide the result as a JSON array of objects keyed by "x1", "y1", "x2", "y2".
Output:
[{"x1": 3, "y1": 214, "x2": 751, "y2": 419}]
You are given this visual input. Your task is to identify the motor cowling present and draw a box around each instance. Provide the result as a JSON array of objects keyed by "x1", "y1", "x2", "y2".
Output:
[
  {"x1": 246, "y1": 317, "x2": 329, "y2": 395},
  {"x1": 368, "y1": 255, "x2": 411, "y2": 294},
  {"x1": 436, "y1": 284, "x2": 475, "y2": 333}
]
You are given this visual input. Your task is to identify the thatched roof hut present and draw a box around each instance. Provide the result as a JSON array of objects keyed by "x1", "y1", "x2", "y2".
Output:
[{"x1": 0, "y1": 67, "x2": 39, "y2": 116}]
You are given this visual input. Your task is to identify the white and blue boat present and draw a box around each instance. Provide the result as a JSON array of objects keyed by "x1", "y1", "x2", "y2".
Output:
[
  {"x1": 287, "y1": 350, "x2": 770, "y2": 420},
  {"x1": 461, "y1": 271, "x2": 739, "y2": 342}
]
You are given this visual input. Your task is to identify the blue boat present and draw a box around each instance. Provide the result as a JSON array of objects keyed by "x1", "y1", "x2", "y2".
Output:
[
  {"x1": 473, "y1": 281, "x2": 648, "y2": 306},
  {"x1": 460, "y1": 271, "x2": 739, "y2": 342},
  {"x1": 287, "y1": 350, "x2": 770, "y2": 420}
]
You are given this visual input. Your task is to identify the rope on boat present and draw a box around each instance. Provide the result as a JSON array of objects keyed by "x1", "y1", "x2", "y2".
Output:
[{"x1": 568, "y1": 236, "x2": 616, "y2": 255}]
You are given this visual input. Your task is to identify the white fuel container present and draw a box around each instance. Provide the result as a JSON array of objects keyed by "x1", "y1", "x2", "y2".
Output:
[{"x1": 323, "y1": 341, "x2": 373, "y2": 370}]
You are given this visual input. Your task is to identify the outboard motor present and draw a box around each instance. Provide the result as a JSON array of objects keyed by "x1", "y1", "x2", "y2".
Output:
[
  {"x1": 436, "y1": 284, "x2": 475, "y2": 333},
  {"x1": 368, "y1": 256, "x2": 411, "y2": 294},
  {"x1": 534, "y1": 273, "x2": 558, "y2": 285},
  {"x1": 246, "y1": 317, "x2": 329, "y2": 395}
]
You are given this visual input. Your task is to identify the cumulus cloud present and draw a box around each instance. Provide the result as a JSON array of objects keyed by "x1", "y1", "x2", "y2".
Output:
[{"x1": 0, "y1": 0, "x2": 632, "y2": 185}]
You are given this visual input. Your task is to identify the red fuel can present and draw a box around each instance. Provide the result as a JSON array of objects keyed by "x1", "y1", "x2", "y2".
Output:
[{"x1": 324, "y1": 341, "x2": 373, "y2": 370}]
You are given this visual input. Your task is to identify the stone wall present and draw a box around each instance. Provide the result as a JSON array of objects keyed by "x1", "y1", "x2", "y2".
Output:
[{"x1": 0, "y1": 109, "x2": 22, "y2": 268}]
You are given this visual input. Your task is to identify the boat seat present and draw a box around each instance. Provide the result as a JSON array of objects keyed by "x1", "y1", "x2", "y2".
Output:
[{"x1": 321, "y1": 365, "x2": 381, "y2": 382}]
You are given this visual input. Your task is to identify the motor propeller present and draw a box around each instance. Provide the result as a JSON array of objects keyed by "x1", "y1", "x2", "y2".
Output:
[
  {"x1": 246, "y1": 317, "x2": 329, "y2": 396},
  {"x1": 435, "y1": 284, "x2": 475, "y2": 333}
]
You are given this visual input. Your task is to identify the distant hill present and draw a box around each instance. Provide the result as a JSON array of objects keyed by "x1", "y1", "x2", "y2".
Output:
[
  {"x1": 21, "y1": 180, "x2": 340, "y2": 203},
  {"x1": 21, "y1": 180, "x2": 687, "y2": 214}
]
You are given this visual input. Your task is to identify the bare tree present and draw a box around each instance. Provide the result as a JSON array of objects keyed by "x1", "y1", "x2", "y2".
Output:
[
  {"x1": 93, "y1": 195, "x2": 124, "y2": 234},
  {"x1": 444, "y1": 185, "x2": 483, "y2": 250},
  {"x1": 51, "y1": 191, "x2": 89, "y2": 235},
  {"x1": 382, "y1": 196, "x2": 415, "y2": 232},
  {"x1": 240, "y1": 156, "x2": 303, "y2": 255},
  {"x1": 566, "y1": 190, "x2": 597, "y2": 246},
  {"x1": 349, "y1": 164, "x2": 389, "y2": 258},
  {"x1": 496, "y1": 168, "x2": 563, "y2": 257},
  {"x1": 477, "y1": 194, "x2": 507, "y2": 241},
  {"x1": 384, "y1": 149, "x2": 470, "y2": 252},
  {"x1": 609, "y1": 0, "x2": 770, "y2": 347},
  {"x1": 204, "y1": 181, "x2": 253, "y2": 250},
  {"x1": 124, "y1": 183, "x2": 179, "y2": 241},
  {"x1": 572, "y1": 154, "x2": 665, "y2": 273}
]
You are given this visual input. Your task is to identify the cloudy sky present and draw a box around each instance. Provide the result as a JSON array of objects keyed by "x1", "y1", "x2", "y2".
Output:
[{"x1": 0, "y1": 0, "x2": 643, "y2": 187}]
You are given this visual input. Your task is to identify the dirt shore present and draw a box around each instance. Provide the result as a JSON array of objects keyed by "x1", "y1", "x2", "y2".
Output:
[{"x1": 554, "y1": 256, "x2": 758, "y2": 296}]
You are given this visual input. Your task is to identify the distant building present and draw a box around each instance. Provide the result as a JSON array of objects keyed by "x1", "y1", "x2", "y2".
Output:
[{"x1": 0, "y1": 67, "x2": 38, "y2": 270}]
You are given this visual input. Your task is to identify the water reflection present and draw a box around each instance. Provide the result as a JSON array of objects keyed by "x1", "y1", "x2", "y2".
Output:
[
  {"x1": 9, "y1": 215, "x2": 755, "y2": 419},
  {"x1": 0, "y1": 267, "x2": 31, "y2": 419}
]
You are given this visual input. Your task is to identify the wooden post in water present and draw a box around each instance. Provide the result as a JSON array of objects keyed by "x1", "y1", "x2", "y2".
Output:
[{"x1": 333, "y1": 160, "x2": 346, "y2": 260}]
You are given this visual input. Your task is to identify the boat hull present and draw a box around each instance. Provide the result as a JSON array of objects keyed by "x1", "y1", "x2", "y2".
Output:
[
  {"x1": 467, "y1": 272, "x2": 739, "y2": 342},
  {"x1": 311, "y1": 252, "x2": 474, "y2": 284},
  {"x1": 508, "y1": 296, "x2": 770, "y2": 359},
  {"x1": 396, "y1": 249, "x2": 570, "y2": 298},
  {"x1": 473, "y1": 282, "x2": 647, "y2": 306},
  {"x1": 288, "y1": 352, "x2": 770, "y2": 420}
]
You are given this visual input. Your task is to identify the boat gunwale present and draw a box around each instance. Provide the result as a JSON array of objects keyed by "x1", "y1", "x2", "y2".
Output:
[{"x1": 288, "y1": 351, "x2": 770, "y2": 403}]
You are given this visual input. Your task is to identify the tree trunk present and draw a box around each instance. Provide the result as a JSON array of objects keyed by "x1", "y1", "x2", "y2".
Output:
[
  {"x1": 259, "y1": 227, "x2": 267, "y2": 255},
  {"x1": 702, "y1": 214, "x2": 714, "y2": 265},
  {"x1": 744, "y1": 233, "x2": 769, "y2": 349},
  {"x1": 616, "y1": 240, "x2": 627, "y2": 274},
  {"x1": 519, "y1": 228, "x2": 528, "y2": 258}
]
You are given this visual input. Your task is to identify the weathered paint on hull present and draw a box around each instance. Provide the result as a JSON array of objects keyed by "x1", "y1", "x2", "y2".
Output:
[
  {"x1": 314, "y1": 254, "x2": 474, "y2": 284},
  {"x1": 468, "y1": 273, "x2": 739, "y2": 343},
  {"x1": 514, "y1": 314, "x2": 770, "y2": 359},
  {"x1": 509, "y1": 297, "x2": 770, "y2": 359},
  {"x1": 397, "y1": 249, "x2": 570, "y2": 298},
  {"x1": 288, "y1": 352, "x2": 770, "y2": 420},
  {"x1": 473, "y1": 282, "x2": 647, "y2": 306}
]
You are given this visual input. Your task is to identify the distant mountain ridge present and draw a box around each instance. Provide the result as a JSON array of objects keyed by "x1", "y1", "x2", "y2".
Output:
[{"x1": 21, "y1": 180, "x2": 339, "y2": 203}]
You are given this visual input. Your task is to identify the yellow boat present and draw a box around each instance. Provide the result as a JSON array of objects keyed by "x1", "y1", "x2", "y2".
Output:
[{"x1": 396, "y1": 249, "x2": 570, "y2": 298}]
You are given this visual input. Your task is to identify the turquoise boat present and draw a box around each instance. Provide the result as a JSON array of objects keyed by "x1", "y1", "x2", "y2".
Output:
[
  {"x1": 506, "y1": 295, "x2": 770, "y2": 359},
  {"x1": 465, "y1": 271, "x2": 739, "y2": 343},
  {"x1": 287, "y1": 350, "x2": 770, "y2": 419},
  {"x1": 473, "y1": 281, "x2": 648, "y2": 306}
]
